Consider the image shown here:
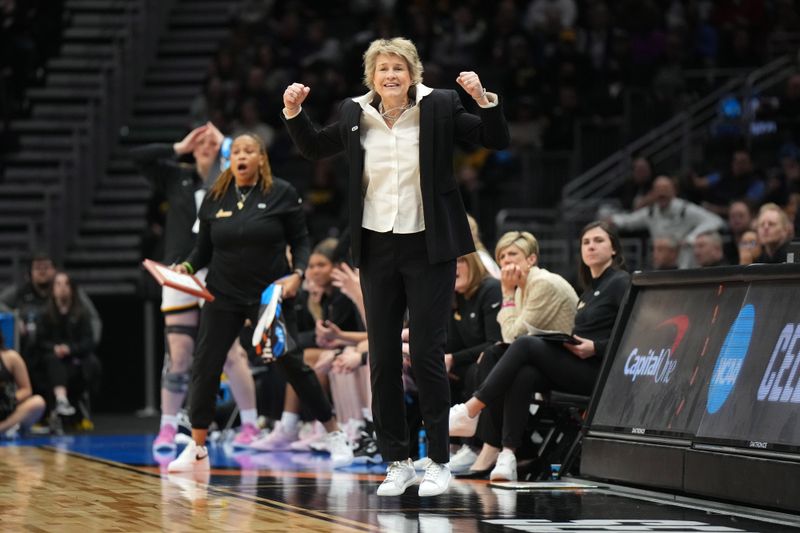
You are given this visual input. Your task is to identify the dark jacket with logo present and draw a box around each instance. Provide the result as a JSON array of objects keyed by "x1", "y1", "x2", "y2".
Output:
[
  {"x1": 185, "y1": 178, "x2": 310, "y2": 307},
  {"x1": 446, "y1": 277, "x2": 502, "y2": 368},
  {"x1": 573, "y1": 267, "x2": 630, "y2": 359},
  {"x1": 283, "y1": 89, "x2": 510, "y2": 265}
]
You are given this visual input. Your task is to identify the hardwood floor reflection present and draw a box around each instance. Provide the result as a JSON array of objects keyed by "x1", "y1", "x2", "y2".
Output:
[{"x1": 0, "y1": 447, "x2": 374, "y2": 532}]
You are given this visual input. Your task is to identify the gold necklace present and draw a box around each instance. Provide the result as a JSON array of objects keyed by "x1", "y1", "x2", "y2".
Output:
[{"x1": 234, "y1": 183, "x2": 254, "y2": 210}]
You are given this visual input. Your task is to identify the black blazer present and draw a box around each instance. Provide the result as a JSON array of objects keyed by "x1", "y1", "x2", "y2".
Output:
[{"x1": 283, "y1": 88, "x2": 510, "y2": 265}]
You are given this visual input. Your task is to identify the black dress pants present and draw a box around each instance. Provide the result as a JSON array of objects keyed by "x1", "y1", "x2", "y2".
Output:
[
  {"x1": 190, "y1": 297, "x2": 333, "y2": 430},
  {"x1": 474, "y1": 335, "x2": 600, "y2": 449},
  {"x1": 360, "y1": 230, "x2": 455, "y2": 464}
]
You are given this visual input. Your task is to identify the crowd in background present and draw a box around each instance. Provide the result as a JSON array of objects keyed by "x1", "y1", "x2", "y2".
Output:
[
  {"x1": 4, "y1": 0, "x2": 800, "y2": 481},
  {"x1": 178, "y1": 0, "x2": 798, "y2": 246}
]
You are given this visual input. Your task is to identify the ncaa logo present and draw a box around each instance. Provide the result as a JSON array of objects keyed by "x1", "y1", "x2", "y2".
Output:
[{"x1": 707, "y1": 304, "x2": 755, "y2": 414}]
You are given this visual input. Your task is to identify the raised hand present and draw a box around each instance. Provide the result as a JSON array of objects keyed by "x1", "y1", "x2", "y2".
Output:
[
  {"x1": 173, "y1": 125, "x2": 209, "y2": 155},
  {"x1": 456, "y1": 71, "x2": 487, "y2": 103},
  {"x1": 283, "y1": 83, "x2": 311, "y2": 114},
  {"x1": 331, "y1": 263, "x2": 361, "y2": 303},
  {"x1": 205, "y1": 121, "x2": 224, "y2": 147}
]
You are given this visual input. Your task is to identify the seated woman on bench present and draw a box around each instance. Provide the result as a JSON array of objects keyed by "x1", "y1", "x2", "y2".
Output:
[{"x1": 449, "y1": 221, "x2": 630, "y2": 481}]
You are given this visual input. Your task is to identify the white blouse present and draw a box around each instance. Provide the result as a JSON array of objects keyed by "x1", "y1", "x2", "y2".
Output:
[{"x1": 352, "y1": 84, "x2": 434, "y2": 234}]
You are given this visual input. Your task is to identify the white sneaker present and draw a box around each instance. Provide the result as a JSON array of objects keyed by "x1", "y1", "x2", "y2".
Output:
[
  {"x1": 446, "y1": 444, "x2": 478, "y2": 472},
  {"x1": 489, "y1": 449, "x2": 517, "y2": 481},
  {"x1": 419, "y1": 461, "x2": 451, "y2": 497},
  {"x1": 324, "y1": 430, "x2": 354, "y2": 468},
  {"x1": 448, "y1": 403, "x2": 478, "y2": 437},
  {"x1": 2, "y1": 423, "x2": 20, "y2": 439},
  {"x1": 412, "y1": 456, "x2": 434, "y2": 471},
  {"x1": 376, "y1": 459, "x2": 417, "y2": 496},
  {"x1": 167, "y1": 441, "x2": 210, "y2": 473},
  {"x1": 55, "y1": 397, "x2": 76, "y2": 417}
]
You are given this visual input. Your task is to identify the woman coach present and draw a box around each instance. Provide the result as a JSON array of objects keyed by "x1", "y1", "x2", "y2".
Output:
[{"x1": 282, "y1": 37, "x2": 509, "y2": 497}]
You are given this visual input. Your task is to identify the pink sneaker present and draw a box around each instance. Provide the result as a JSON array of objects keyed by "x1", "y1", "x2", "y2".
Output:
[
  {"x1": 290, "y1": 422, "x2": 327, "y2": 452},
  {"x1": 153, "y1": 424, "x2": 178, "y2": 451},
  {"x1": 232, "y1": 423, "x2": 260, "y2": 448},
  {"x1": 248, "y1": 422, "x2": 299, "y2": 451}
]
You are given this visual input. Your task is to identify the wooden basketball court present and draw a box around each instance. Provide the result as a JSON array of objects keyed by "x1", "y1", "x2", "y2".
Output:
[{"x1": 1, "y1": 434, "x2": 797, "y2": 532}]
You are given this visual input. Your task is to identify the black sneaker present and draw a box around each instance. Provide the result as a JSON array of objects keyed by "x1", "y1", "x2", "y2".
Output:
[{"x1": 352, "y1": 430, "x2": 383, "y2": 464}]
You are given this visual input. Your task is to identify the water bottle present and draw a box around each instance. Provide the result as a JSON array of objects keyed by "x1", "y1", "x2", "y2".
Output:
[
  {"x1": 417, "y1": 428, "x2": 427, "y2": 460},
  {"x1": 550, "y1": 463, "x2": 562, "y2": 481}
]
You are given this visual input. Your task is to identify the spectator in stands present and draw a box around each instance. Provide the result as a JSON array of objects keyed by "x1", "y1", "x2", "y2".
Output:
[
  {"x1": 0, "y1": 253, "x2": 101, "y2": 362},
  {"x1": 723, "y1": 200, "x2": 754, "y2": 264},
  {"x1": 431, "y1": 6, "x2": 487, "y2": 70},
  {"x1": 189, "y1": 76, "x2": 235, "y2": 129},
  {"x1": 130, "y1": 123, "x2": 263, "y2": 453},
  {"x1": 753, "y1": 203, "x2": 792, "y2": 263},
  {"x1": 718, "y1": 24, "x2": 761, "y2": 68},
  {"x1": 693, "y1": 231, "x2": 729, "y2": 267},
  {"x1": 523, "y1": 0, "x2": 577, "y2": 33},
  {"x1": 618, "y1": 156, "x2": 656, "y2": 211},
  {"x1": 0, "y1": 330, "x2": 45, "y2": 438},
  {"x1": 231, "y1": 98, "x2": 275, "y2": 149},
  {"x1": 737, "y1": 229, "x2": 761, "y2": 265},
  {"x1": 779, "y1": 73, "x2": 800, "y2": 137},
  {"x1": 168, "y1": 133, "x2": 353, "y2": 473},
  {"x1": 281, "y1": 37, "x2": 510, "y2": 497},
  {"x1": 461, "y1": 230, "x2": 578, "y2": 475},
  {"x1": 33, "y1": 272, "x2": 96, "y2": 418},
  {"x1": 449, "y1": 220, "x2": 629, "y2": 482},
  {"x1": 692, "y1": 149, "x2": 766, "y2": 216},
  {"x1": 650, "y1": 235, "x2": 680, "y2": 270},
  {"x1": 609, "y1": 175, "x2": 725, "y2": 268},
  {"x1": 302, "y1": 159, "x2": 347, "y2": 243}
]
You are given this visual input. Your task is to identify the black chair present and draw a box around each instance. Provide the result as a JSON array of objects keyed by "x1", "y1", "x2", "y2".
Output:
[{"x1": 518, "y1": 390, "x2": 590, "y2": 480}]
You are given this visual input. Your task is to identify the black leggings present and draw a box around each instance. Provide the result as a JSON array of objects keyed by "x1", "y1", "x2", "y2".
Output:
[
  {"x1": 474, "y1": 335, "x2": 600, "y2": 449},
  {"x1": 189, "y1": 298, "x2": 333, "y2": 430}
]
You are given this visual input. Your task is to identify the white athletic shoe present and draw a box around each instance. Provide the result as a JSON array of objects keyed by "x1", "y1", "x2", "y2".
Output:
[
  {"x1": 449, "y1": 403, "x2": 478, "y2": 437},
  {"x1": 446, "y1": 444, "x2": 478, "y2": 472},
  {"x1": 413, "y1": 456, "x2": 434, "y2": 471},
  {"x1": 324, "y1": 430, "x2": 355, "y2": 468},
  {"x1": 376, "y1": 459, "x2": 417, "y2": 496},
  {"x1": 418, "y1": 461, "x2": 451, "y2": 497},
  {"x1": 489, "y1": 449, "x2": 517, "y2": 481},
  {"x1": 167, "y1": 440, "x2": 210, "y2": 473}
]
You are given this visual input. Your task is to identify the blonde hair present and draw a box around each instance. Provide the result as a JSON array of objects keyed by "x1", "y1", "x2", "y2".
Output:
[
  {"x1": 466, "y1": 214, "x2": 489, "y2": 254},
  {"x1": 494, "y1": 231, "x2": 539, "y2": 263},
  {"x1": 208, "y1": 133, "x2": 273, "y2": 200},
  {"x1": 362, "y1": 37, "x2": 424, "y2": 91},
  {"x1": 757, "y1": 202, "x2": 791, "y2": 229},
  {"x1": 459, "y1": 253, "x2": 488, "y2": 300}
]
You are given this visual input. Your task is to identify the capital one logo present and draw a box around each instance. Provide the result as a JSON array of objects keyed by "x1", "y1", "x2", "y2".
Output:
[
  {"x1": 707, "y1": 304, "x2": 755, "y2": 414},
  {"x1": 623, "y1": 315, "x2": 688, "y2": 384}
]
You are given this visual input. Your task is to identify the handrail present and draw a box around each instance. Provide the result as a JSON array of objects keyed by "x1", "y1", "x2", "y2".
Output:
[
  {"x1": 41, "y1": 0, "x2": 176, "y2": 265},
  {"x1": 562, "y1": 55, "x2": 797, "y2": 204}
]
